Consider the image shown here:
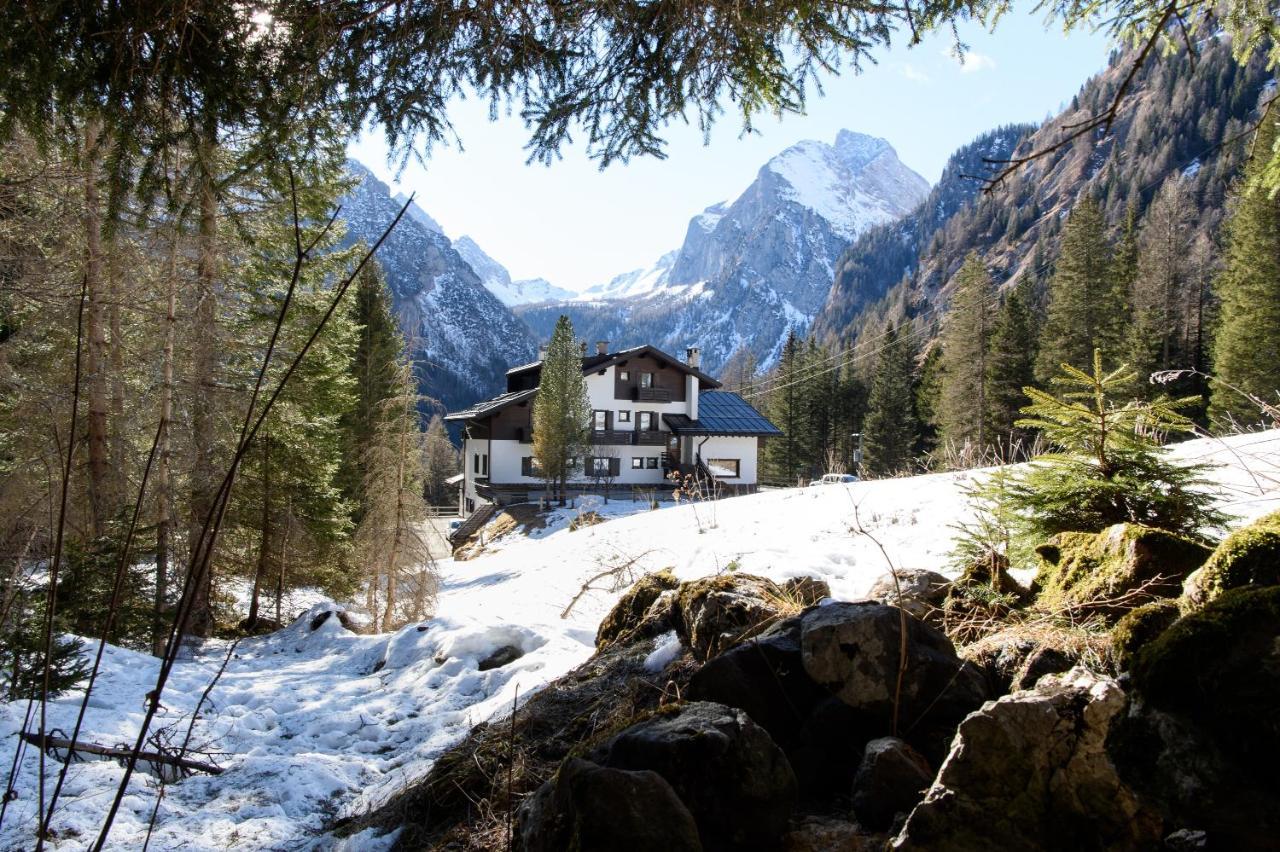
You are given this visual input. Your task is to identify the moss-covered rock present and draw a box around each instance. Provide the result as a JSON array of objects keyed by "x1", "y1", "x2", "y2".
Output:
[
  {"x1": 596, "y1": 570, "x2": 680, "y2": 650},
  {"x1": 1131, "y1": 585, "x2": 1280, "y2": 766},
  {"x1": 673, "y1": 573, "x2": 787, "y2": 660},
  {"x1": 1181, "y1": 510, "x2": 1280, "y2": 609},
  {"x1": 1110, "y1": 599, "x2": 1180, "y2": 670},
  {"x1": 1111, "y1": 586, "x2": 1280, "y2": 847},
  {"x1": 1032, "y1": 523, "x2": 1210, "y2": 620}
]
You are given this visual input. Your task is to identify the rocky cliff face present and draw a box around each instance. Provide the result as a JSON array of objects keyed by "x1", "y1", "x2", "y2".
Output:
[
  {"x1": 522, "y1": 130, "x2": 929, "y2": 374},
  {"x1": 340, "y1": 160, "x2": 536, "y2": 409}
]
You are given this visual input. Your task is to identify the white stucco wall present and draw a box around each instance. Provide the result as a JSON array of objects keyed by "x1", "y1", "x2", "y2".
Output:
[{"x1": 696, "y1": 436, "x2": 759, "y2": 484}]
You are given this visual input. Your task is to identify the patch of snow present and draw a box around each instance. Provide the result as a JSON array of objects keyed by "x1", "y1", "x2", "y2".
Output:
[{"x1": 644, "y1": 631, "x2": 683, "y2": 673}]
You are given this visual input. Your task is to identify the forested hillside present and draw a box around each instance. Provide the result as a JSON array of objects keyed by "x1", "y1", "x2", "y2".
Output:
[
  {"x1": 757, "y1": 37, "x2": 1278, "y2": 486},
  {"x1": 816, "y1": 38, "x2": 1271, "y2": 344}
]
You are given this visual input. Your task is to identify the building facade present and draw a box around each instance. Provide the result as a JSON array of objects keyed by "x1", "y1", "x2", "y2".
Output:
[{"x1": 444, "y1": 343, "x2": 781, "y2": 514}]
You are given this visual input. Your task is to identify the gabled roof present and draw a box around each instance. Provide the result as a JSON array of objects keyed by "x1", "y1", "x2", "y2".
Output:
[
  {"x1": 442, "y1": 388, "x2": 537, "y2": 422},
  {"x1": 506, "y1": 344, "x2": 721, "y2": 389},
  {"x1": 662, "y1": 391, "x2": 782, "y2": 437}
]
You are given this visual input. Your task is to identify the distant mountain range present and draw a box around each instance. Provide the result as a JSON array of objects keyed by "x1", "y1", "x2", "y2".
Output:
[{"x1": 518, "y1": 130, "x2": 930, "y2": 374}]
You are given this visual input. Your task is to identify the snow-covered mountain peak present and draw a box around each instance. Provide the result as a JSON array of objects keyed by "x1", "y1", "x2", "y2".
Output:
[
  {"x1": 832, "y1": 129, "x2": 894, "y2": 171},
  {"x1": 763, "y1": 132, "x2": 929, "y2": 240},
  {"x1": 394, "y1": 192, "x2": 446, "y2": 234}
]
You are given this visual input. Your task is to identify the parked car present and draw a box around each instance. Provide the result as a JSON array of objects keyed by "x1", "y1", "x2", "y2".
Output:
[{"x1": 808, "y1": 473, "x2": 859, "y2": 486}]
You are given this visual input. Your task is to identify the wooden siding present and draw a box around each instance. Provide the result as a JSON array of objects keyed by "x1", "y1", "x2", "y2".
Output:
[{"x1": 613, "y1": 355, "x2": 687, "y2": 402}]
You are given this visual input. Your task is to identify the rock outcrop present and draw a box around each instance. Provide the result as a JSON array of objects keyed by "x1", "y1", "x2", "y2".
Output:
[
  {"x1": 864, "y1": 569, "x2": 951, "y2": 623},
  {"x1": 893, "y1": 668, "x2": 1163, "y2": 851},
  {"x1": 595, "y1": 569, "x2": 681, "y2": 650}
]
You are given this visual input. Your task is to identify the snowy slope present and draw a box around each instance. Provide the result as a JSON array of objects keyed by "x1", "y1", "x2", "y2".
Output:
[{"x1": 4, "y1": 431, "x2": 1277, "y2": 850}]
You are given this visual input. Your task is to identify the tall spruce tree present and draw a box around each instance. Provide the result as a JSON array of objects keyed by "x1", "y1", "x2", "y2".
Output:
[
  {"x1": 1128, "y1": 177, "x2": 1202, "y2": 401},
  {"x1": 985, "y1": 277, "x2": 1038, "y2": 453},
  {"x1": 533, "y1": 316, "x2": 590, "y2": 505},
  {"x1": 339, "y1": 262, "x2": 404, "y2": 517},
  {"x1": 764, "y1": 331, "x2": 811, "y2": 484},
  {"x1": 1210, "y1": 114, "x2": 1280, "y2": 426},
  {"x1": 862, "y1": 323, "x2": 919, "y2": 476},
  {"x1": 1035, "y1": 198, "x2": 1126, "y2": 383},
  {"x1": 938, "y1": 252, "x2": 995, "y2": 451}
]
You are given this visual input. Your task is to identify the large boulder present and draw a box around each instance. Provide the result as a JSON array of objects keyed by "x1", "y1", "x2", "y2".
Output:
[
  {"x1": 1181, "y1": 510, "x2": 1280, "y2": 609},
  {"x1": 687, "y1": 616, "x2": 827, "y2": 746},
  {"x1": 673, "y1": 574, "x2": 789, "y2": 660},
  {"x1": 1114, "y1": 585, "x2": 1280, "y2": 846},
  {"x1": 865, "y1": 569, "x2": 952, "y2": 623},
  {"x1": 851, "y1": 737, "x2": 933, "y2": 831},
  {"x1": 516, "y1": 757, "x2": 703, "y2": 852},
  {"x1": 784, "y1": 816, "x2": 881, "y2": 851},
  {"x1": 892, "y1": 668, "x2": 1163, "y2": 852},
  {"x1": 596, "y1": 569, "x2": 681, "y2": 650},
  {"x1": 594, "y1": 701, "x2": 797, "y2": 851},
  {"x1": 1034, "y1": 524, "x2": 1211, "y2": 619},
  {"x1": 799, "y1": 601, "x2": 989, "y2": 734}
]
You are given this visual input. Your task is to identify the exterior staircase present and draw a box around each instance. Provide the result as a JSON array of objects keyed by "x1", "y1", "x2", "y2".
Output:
[{"x1": 448, "y1": 502, "x2": 499, "y2": 547}]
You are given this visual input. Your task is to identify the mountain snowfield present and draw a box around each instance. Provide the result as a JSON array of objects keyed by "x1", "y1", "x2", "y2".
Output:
[
  {"x1": 5, "y1": 430, "x2": 1275, "y2": 851},
  {"x1": 451, "y1": 236, "x2": 575, "y2": 307}
]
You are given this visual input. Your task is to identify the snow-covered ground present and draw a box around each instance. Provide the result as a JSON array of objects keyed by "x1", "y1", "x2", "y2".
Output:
[{"x1": 3, "y1": 430, "x2": 1277, "y2": 850}]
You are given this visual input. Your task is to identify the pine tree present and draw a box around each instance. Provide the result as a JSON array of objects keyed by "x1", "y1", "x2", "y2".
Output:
[
  {"x1": 1128, "y1": 177, "x2": 1200, "y2": 400},
  {"x1": 339, "y1": 261, "x2": 405, "y2": 516},
  {"x1": 763, "y1": 331, "x2": 810, "y2": 484},
  {"x1": 533, "y1": 316, "x2": 591, "y2": 505},
  {"x1": 985, "y1": 277, "x2": 1038, "y2": 454},
  {"x1": 862, "y1": 323, "x2": 919, "y2": 476},
  {"x1": 356, "y1": 362, "x2": 437, "y2": 631},
  {"x1": 1035, "y1": 198, "x2": 1125, "y2": 383},
  {"x1": 1001, "y1": 349, "x2": 1223, "y2": 546},
  {"x1": 938, "y1": 252, "x2": 995, "y2": 452},
  {"x1": 1210, "y1": 114, "x2": 1280, "y2": 426},
  {"x1": 914, "y1": 343, "x2": 943, "y2": 457}
]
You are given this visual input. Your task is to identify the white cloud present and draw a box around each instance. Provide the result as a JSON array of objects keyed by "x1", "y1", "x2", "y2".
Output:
[
  {"x1": 945, "y1": 48, "x2": 997, "y2": 73},
  {"x1": 901, "y1": 63, "x2": 931, "y2": 84}
]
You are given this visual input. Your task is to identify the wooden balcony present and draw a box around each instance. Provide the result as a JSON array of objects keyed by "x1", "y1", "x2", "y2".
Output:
[
  {"x1": 634, "y1": 429, "x2": 666, "y2": 446},
  {"x1": 635, "y1": 387, "x2": 673, "y2": 402},
  {"x1": 590, "y1": 429, "x2": 634, "y2": 445}
]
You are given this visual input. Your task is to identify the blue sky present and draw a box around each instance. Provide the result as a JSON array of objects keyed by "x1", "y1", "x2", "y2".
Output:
[{"x1": 347, "y1": 9, "x2": 1113, "y2": 292}]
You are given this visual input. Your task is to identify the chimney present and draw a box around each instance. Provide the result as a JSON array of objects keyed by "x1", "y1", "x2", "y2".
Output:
[
  {"x1": 537, "y1": 344, "x2": 548, "y2": 360},
  {"x1": 685, "y1": 346, "x2": 701, "y2": 369},
  {"x1": 580, "y1": 342, "x2": 587, "y2": 356},
  {"x1": 596, "y1": 340, "x2": 609, "y2": 355}
]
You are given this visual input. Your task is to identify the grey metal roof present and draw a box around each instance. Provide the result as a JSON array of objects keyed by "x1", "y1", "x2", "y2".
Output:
[
  {"x1": 442, "y1": 388, "x2": 537, "y2": 422},
  {"x1": 662, "y1": 391, "x2": 782, "y2": 437}
]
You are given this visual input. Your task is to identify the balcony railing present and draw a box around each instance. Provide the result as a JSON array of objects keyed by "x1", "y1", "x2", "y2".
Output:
[
  {"x1": 590, "y1": 429, "x2": 634, "y2": 445},
  {"x1": 635, "y1": 387, "x2": 673, "y2": 402},
  {"x1": 634, "y1": 429, "x2": 666, "y2": 446}
]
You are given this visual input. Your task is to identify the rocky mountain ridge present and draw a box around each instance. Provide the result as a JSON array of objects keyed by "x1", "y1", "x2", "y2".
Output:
[
  {"x1": 339, "y1": 160, "x2": 536, "y2": 410},
  {"x1": 521, "y1": 129, "x2": 930, "y2": 374}
]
